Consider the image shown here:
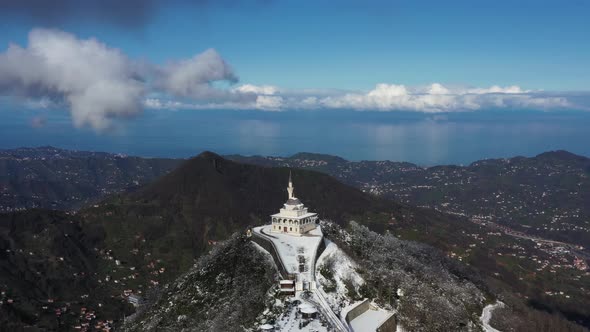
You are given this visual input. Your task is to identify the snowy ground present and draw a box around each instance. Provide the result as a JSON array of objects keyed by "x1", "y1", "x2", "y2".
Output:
[
  {"x1": 273, "y1": 295, "x2": 329, "y2": 332},
  {"x1": 315, "y1": 239, "x2": 365, "y2": 311},
  {"x1": 480, "y1": 302, "x2": 504, "y2": 332},
  {"x1": 349, "y1": 307, "x2": 393, "y2": 332},
  {"x1": 315, "y1": 240, "x2": 397, "y2": 332},
  {"x1": 253, "y1": 226, "x2": 350, "y2": 331},
  {"x1": 254, "y1": 225, "x2": 323, "y2": 283}
]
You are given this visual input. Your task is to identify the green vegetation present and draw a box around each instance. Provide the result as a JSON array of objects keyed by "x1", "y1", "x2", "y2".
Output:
[
  {"x1": 0, "y1": 209, "x2": 132, "y2": 330},
  {"x1": 125, "y1": 234, "x2": 276, "y2": 331},
  {"x1": 229, "y1": 150, "x2": 590, "y2": 329},
  {"x1": 318, "y1": 265, "x2": 336, "y2": 293},
  {"x1": 2, "y1": 148, "x2": 590, "y2": 330},
  {"x1": 0, "y1": 146, "x2": 181, "y2": 211},
  {"x1": 229, "y1": 150, "x2": 590, "y2": 248},
  {"x1": 323, "y1": 221, "x2": 487, "y2": 331}
]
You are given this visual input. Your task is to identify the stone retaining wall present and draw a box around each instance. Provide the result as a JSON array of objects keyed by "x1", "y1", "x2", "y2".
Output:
[
  {"x1": 251, "y1": 233, "x2": 291, "y2": 279},
  {"x1": 376, "y1": 313, "x2": 397, "y2": 332},
  {"x1": 344, "y1": 299, "x2": 371, "y2": 323}
]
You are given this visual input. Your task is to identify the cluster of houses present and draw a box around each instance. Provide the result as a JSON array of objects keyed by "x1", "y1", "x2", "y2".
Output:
[
  {"x1": 574, "y1": 256, "x2": 589, "y2": 271},
  {"x1": 73, "y1": 307, "x2": 115, "y2": 331}
]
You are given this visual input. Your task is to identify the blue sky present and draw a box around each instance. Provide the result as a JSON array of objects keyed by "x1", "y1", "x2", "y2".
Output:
[
  {"x1": 0, "y1": 0, "x2": 589, "y2": 132},
  {"x1": 1, "y1": 0, "x2": 589, "y2": 90}
]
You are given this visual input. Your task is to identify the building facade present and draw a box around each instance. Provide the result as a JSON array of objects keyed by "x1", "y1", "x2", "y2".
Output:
[{"x1": 270, "y1": 173, "x2": 318, "y2": 236}]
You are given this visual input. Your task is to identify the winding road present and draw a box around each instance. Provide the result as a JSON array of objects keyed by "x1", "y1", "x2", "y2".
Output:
[
  {"x1": 311, "y1": 288, "x2": 349, "y2": 332},
  {"x1": 480, "y1": 302, "x2": 504, "y2": 332}
]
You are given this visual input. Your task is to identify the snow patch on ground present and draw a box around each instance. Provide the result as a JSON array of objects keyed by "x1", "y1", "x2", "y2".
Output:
[
  {"x1": 480, "y1": 302, "x2": 504, "y2": 332},
  {"x1": 254, "y1": 225, "x2": 323, "y2": 283},
  {"x1": 315, "y1": 239, "x2": 365, "y2": 313},
  {"x1": 273, "y1": 296, "x2": 329, "y2": 332}
]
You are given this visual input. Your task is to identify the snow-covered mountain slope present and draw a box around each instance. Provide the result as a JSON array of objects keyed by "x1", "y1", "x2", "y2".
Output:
[
  {"x1": 124, "y1": 235, "x2": 276, "y2": 332},
  {"x1": 316, "y1": 239, "x2": 365, "y2": 311},
  {"x1": 321, "y1": 221, "x2": 488, "y2": 332}
]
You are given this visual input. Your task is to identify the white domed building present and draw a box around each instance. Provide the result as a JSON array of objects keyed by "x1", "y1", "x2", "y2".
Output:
[{"x1": 270, "y1": 172, "x2": 318, "y2": 236}]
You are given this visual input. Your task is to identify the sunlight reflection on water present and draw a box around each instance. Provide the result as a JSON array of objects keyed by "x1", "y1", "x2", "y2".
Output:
[{"x1": 1, "y1": 109, "x2": 589, "y2": 165}]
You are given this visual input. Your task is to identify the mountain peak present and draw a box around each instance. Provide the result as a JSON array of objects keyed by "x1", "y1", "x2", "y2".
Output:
[
  {"x1": 289, "y1": 152, "x2": 349, "y2": 164},
  {"x1": 535, "y1": 150, "x2": 586, "y2": 161},
  {"x1": 196, "y1": 151, "x2": 222, "y2": 159}
]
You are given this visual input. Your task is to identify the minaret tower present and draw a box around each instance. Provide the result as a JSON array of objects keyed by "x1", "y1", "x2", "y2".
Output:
[
  {"x1": 270, "y1": 171, "x2": 318, "y2": 236},
  {"x1": 287, "y1": 171, "x2": 295, "y2": 199}
]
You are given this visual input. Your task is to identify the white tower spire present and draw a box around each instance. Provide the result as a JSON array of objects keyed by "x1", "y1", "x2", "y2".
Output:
[
  {"x1": 270, "y1": 169, "x2": 318, "y2": 236},
  {"x1": 287, "y1": 171, "x2": 295, "y2": 199}
]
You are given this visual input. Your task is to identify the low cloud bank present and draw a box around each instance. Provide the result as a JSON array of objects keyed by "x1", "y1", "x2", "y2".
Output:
[
  {"x1": 147, "y1": 82, "x2": 575, "y2": 114},
  {"x1": 315, "y1": 83, "x2": 572, "y2": 112}
]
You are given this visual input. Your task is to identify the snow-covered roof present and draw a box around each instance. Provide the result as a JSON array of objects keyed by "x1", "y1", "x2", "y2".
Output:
[
  {"x1": 301, "y1": 307, "x2": 318, "y2": 314},
  {"x1": 270, "y1": 212, "x2": 317, "y2": 219},
  {"x1": 349, "y1": 307, "x2": 393, "y2": 332},
  {"x1": 259, "y1": 323, "x2": 274, "y2": 330},
  {"x1": 280, "y1": 280, "x2": 294, "y2": 284},
  {"x1": 298, "y1": 303, "x2": 315, "y2": 310}
]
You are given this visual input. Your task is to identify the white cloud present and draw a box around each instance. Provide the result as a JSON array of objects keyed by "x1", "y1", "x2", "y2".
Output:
[
  {"x1": 234, "y1": 84, "x2": 279, "y2": 95},
  {"x1": 144, "y1": 83, "x2": 576, "y2": 113},
  {"x1": 317, "y1": 83, "x2": 458, "y2": 112},
  {"x1": 255, "y1": 95, "x2": 283, "y2": 110},
  {"x1": 428, "y1": 83, "x2": 451, "y2": 95},
  {"x1": 157, "y1": 48, "x2": 237, "y2": 99},
  {"x1": 0, "y1": 29, "x2": 582, "y2": 129},
  {"x1": 143, "y1": 98, "x2": 190, "y2": 110},
  {"x1": 0, "y1": 28, "x2": 144, "y2": 130},
  {"x1": 465, "y1": 85, "x2": 527, "y2": 95},
  {"x1": 0, "y1": 29, "x2": 244, "y2": 130},
  {"x1": 312, "y1": 83, "x2": 572, "y2": 112}
]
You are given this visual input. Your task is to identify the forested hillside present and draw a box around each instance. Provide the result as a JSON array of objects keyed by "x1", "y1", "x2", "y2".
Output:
[
  {"x1": 228, "y1": 151, "x2": 590, "y2": 247},
  {"x1": 0, "y1": 146, "x2": 181, "y2": 212}
]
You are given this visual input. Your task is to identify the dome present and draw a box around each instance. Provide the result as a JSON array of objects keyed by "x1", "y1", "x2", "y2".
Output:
[
  {"x1": 301, "y1": 307, "x2": 318, "y2": 314},
  {"x1": 285, "y1": 198, "x2": 301, "y2": 205},
  {"x1": 259, "y1": 324, "x2": 274, "y2": 330}
]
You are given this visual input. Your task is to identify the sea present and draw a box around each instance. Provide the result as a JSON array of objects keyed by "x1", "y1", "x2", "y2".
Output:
[{"x1": 1, "y1": 107, "x2": 589, "y2": 166}]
